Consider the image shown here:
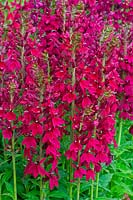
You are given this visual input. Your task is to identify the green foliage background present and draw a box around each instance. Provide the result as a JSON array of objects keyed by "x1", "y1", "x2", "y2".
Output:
[{"x1": 0, "y1": 118, "x2": 133, "y2": 200}]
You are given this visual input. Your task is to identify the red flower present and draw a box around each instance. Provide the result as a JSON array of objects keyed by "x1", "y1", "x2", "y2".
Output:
[
  {"x1": 86, "y1": 170, "x2": 95, "y2": 181},
  {"x1": 49, "y1": 175, "x2": 58, "y2": 190},
  {"x1": 31, "y1": 49, "x2": 42, "y2": 57},
  {"x1": 74, "y1": 168, "x2": 86, "y2": 179},
  {"x1": 52, "y1": 117, "x2": 65, "y2": 128},
  {"x1": 82, "y1": 97, "x2": 92, "y2": 108},
  {"x1": 4, "y1": 112, "x2": 16, "y2": 121},
  {"x1": 2, "y1": 129, "x2": 12, "y2": 140},
  {"x1": 5, "y1": 59, "x2": 21, "y2": 72},
  {"x1": 80, "y1": 80, "x2": 89, "y2": 92},
  {"x1": 80, "y1": 152, "x2": 95, "y2": 164},
  {"x1": 22, "y1": 137, "x2": 37, "y2": 149},
  {"x1": 62, "y1": 93, "x2": 76, "y2": 103},
  {"x1": 24, "y1": 162, "x2": 48, "y2": 178},
  {"x1": 29, "y1": 122, "x2": 43, "y2": 136}
]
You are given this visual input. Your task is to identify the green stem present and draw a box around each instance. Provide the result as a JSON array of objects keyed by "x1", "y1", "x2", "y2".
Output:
[
  {"x1": 62, "y1": 0, "x2": 66, "y2": 32},
  {"x1": 71, "y1": 67, "x2": 76, "y2": 141},
  {"x1": 77, "y1": 151, "x2": 81, "y2": 200},
  {"x1": 39, "y1": 136, "x2": 46, "y2": 200},
  {"x1": 69, "y1": 58, "x2": 76, "y2": 200},
  {"x1": 39, "y1": 103, "x2": 44, "y2": 200},
  {"x1": 12, "y1": 132, "x2": 17, "y2": 200},
  {"x1": 62, "y1": 157, "x2": 65, "y2": 170},
  {"x1": 124, "y1": 26, "x2": 128, "y2": 56},
  {"x1": 51, "y1": 0, "x2": 56, "y2": 14},
  {"x1": 40, "y1": 176, "x2": 44, "y2": 200},
  {"x1": 95, "y1": 173, "x2": 99, "y2": 198},
  {"x1": 39, "y1": 138, "x2": 46, "y2": 200},
  {"x1": 0, "y1": 183, "x2": 1, "y2": 200},
  {"x1": 77, "y1": 178, "x2": 80, "y2": 200},
  {"x1": 47, "y1": 54, "x2": 50, "y2": 83},
  {"x1": 90, "y1": 179, "x2": 94, "y2": 200},
  {"x1": 118, "y1": 118, "x2": 123, "y2": 146},
  {"x1": 69, "y1": 159, "x2": 73, "y2": 200},
  {"x1": 39, "y1": 88, "x2": 45, "y2": 200},
  {"x1": 20, "y1": 15, "x2": 25, "y2": 85}
]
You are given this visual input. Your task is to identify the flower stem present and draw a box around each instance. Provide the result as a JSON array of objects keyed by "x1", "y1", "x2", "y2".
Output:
[
  {"x1": 77, "y1": 151, "x2": 81, "y2": 200},
  {"x1": 77, "y1": 178, "x2": 80, "y2": 200},
  {"x1": 69, "y1": 56, "x2": 76, "y2": 200},
  {"x1": 20, "y1": 15, "x2": 25, "y2": 84},
  {"x1": 62, "y1": 0, "x2": 66, "y2": 32},
  {"x1": 47, "y1": 54, "x2": 50, "y2": 84},
  {"x1": 69, "y1": 159, "x2": 73, "y2": 200},
  {"x1": 95, "y1": 173, "x2": 99, "y2": 198},
  {"x1": 40, "y1": 176, "x2": 45, "y2": 200},
  {"x1": 39, "y1": 138, "x2": 46, "y2": 200},
  {"x1": 40, "y1": 176, "x2": 43, "y2": 200},
  {"x1": 118, "y1": 118, "x2": 123, "y2": 146},
  {"x1": 39, "y1": 155, "x2": 43, "y2": 200},
  {"x1": 12, "y1": 132, "x2": 17, "y2": 200},
  {"x1": 40, "y1": 89, "x2": 45, "y2": 200},
  {"x1": 90, "y1": 179, "x2": 94, "y2": 200}
]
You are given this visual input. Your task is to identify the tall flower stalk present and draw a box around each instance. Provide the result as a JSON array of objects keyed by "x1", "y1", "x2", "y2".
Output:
[
  {"x1": 10, "y1": 91, "x2": 17, "y2": 200},
  {"x1": 118, "y1": 25, "x2": 128, "y2": 146},
  {"x1": 90, "y1": 179, "x2": 94, "y2": 200},
  {"x1": 95, "y1": 173, "x2": 99, "y2": 198},
  {"x1": 12, "y1": 130, "x2": 17, "y2": 200}
]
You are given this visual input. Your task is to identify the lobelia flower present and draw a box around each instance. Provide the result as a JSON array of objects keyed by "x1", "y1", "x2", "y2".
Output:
[
  {"x1": 2, "y1": 129, "x2": 12, "y2": 140},
  {"x1": 1, "y1": 0, "x2": 132, "y2": 190}
]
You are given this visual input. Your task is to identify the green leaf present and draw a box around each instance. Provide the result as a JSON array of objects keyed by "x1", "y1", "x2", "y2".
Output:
[
  {"x1": 96, "y1": 198, "x2": 120, "y2": 200},
  {"x1": 80, "y1": 182, "x2": 91, "y2": 193},
  {"x1": 2, "y1": 193, "x2": 14, "y2": 200},
  {"x1": 99, "y1": 173, "x2": 113, "y2": 188},
  {"x1": 48, "y1": 190, "x2": 69, "y2": 199},
  {"x1": 23, "y1": 190, "x2": 39, "y2": 197},
  {"x1": 5, "y1": 182, "x2": 14, "y2": 196},
  {"x1": 2, "y1": 170, "x2": 12, "y2": 184}
]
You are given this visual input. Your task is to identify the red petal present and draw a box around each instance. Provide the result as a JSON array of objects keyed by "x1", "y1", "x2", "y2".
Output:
[
  {"x1": 80, "y1": 80, "x2": 89, "y2": 92},
  {"x1": 22, "y1": 137, "x2": 37, "y2": 149},
  {"x1": 2, "y1": 129, "x2": 12, "y2": 140},
  {"x1": 37, "y1": 165, "x2": 46, "y2": 176},
  {"x1": 74, "y1": 168, "x2": 86, "y2": 179},
  {"x1": 52, "y1": 117, "x2": 65, "y2": 128},
  {"x1": 49, "y1": 175, "x2": 58, "y2": 190},
  {"x1": 82, "y1": 97, "x2": 92, "y2": 108},
  {"x1": 29, "y1": 123, "x2": 43, "y2": 136},
  {"x1": 62, "y1": 93, "x2": 76, "y2": 103},
  {"x1": 86, "y1": 170, "x2": 95, "y2": 181},
  {"x1": 4, "y1": 112, "x2": 16, "y2": 121}
]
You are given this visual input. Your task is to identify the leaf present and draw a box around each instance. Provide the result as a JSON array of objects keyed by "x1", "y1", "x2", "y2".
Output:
[
  {"x1": 23, "y1": 190, "x2": 39, "y2": 198},
  {"x1": 80, "y1": 182, "x2": 91, "y2": 193},
  {"x1": 17, "y1": 181, "x2": 25, "y2": 196},
  {"x1": 99, "y1": 173, "x2": 113, "y2": 188},
  {"x1": 2, "y1": 170, "x2": 12, "y2": 184},
  {"x1": 2, "y1": 193, "x2": 14, "y2": 200},
  {"x1": 96, "y1": 199, "x2": 119, "y2": 200},
  {"x1": 48, "y1": 190, "x2": 69, "y2": 199},
  {"x1": 5, "y1": 182, "x2": 14, "y2": 196},
  {"x1": 25, "y1": 198, "x2": 39, "y2": 200}
]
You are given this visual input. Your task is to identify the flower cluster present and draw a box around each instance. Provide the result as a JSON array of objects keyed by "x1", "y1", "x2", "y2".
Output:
[{"x1": 0, "y1": 0, "x2": 132, "y2": 189}]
